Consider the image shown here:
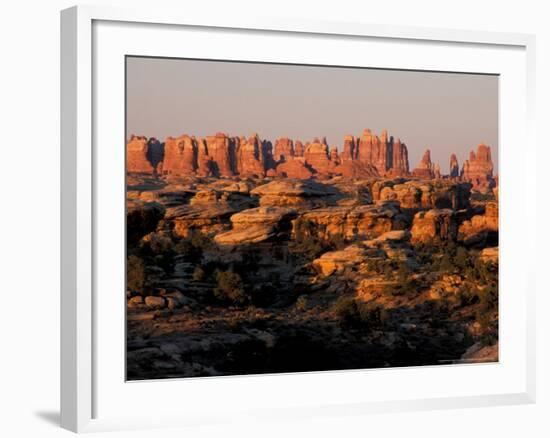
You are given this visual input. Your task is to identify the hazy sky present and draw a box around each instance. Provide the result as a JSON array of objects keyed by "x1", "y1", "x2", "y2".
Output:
[{"x1": 126, "y1": 56, "x2": 498, "y2": 172}]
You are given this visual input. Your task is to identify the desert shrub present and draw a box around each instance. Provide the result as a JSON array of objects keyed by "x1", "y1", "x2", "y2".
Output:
[
  {"x1": 477, "y1": 283, "x2": 498, "y2": 311},
  {"x1": 470, "y1": 192, "x2": 495, "y2": 203},
  {"x1": 332, "y1": 297, "x2": 361, "y2": 328},
  {"x1": 457, "y1": 284, "x2": 478, "y2": 307},
  {"x1": 291, "y1": 218, "x2": 347, "y2": 259},
  {"x1": 189, "y1": 229, "x2": 214, "y2": 251},
  {"x1": 214, "y1": 270, "x2": 247, "y2": 305},
  {"x1": 174, "y1": 230, "x2": 215, "y2": 262},
  {"x1": 127, "y1": 255, "x2": 146, "y2": 293},
  {"x1": 357, "y1": 303, "x2": 387, "y2": 330},
  {"x1": 139, "y1": 232, "x2": 174, "y2": 255},
  {"x1": 453, "y1": 246, "x2": 471, "y2": 270},
  {"x1": 332, "y1": 297, "x2": 387, "y2": 330},
  {"x1": 295, "y1": 295, "x2": 308, "y2": 311}
]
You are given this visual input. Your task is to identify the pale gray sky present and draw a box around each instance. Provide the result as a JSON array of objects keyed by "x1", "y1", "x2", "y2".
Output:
[{"x1": 126, "y1": 56, "x2": 498, "y2": 172}]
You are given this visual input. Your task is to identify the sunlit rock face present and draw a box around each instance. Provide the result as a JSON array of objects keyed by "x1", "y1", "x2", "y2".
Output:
[
  {"x1": 462, "y1": 143, "x2": 496, "y2": 192},
  {"x1": 412, "y1": 149, "x2": 435, "y2": 179}
]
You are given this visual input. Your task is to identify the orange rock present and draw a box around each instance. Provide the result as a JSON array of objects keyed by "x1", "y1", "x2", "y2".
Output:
[
  {"x1": 236, "y1": 135, "x2": 265, "y2": 178},
  {"x1": 162, "y1": 135, "x2": 196, "y2": 175},
  {"x1": 412, "y1": 149, "x2": 435, "y2": 179},
  {"x1": 274, "y1": 138, "x2": 295, "y2": 162},
  {"x1": 462, "y1": 143, "x2": 495, "y2": 192},
  {"x1": 275, "y1": 157, "x2": 313, "y2": 179},
  {"x1": 127, "y1": 135, "x2": 155, "y2": 174}
]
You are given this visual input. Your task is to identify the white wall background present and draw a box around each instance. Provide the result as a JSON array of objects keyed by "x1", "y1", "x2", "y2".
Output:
[{"x1": 0, "y1": 0, "x2": 547, "y2": 437}]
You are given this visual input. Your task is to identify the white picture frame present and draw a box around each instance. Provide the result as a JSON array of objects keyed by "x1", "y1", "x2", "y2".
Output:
[{"x1": 60, "y1": 4, "x2": 536, "y2": 433}]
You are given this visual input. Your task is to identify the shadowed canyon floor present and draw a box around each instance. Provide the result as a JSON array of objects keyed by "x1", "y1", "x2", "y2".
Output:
[{"x1": 126, "y1": 173, "x2": 498, "y2": 380}]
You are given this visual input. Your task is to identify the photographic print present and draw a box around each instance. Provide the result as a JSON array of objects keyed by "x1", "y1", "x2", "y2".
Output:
[{"x1": 125, "y1": 57, "x2": 498, "y2": 380}]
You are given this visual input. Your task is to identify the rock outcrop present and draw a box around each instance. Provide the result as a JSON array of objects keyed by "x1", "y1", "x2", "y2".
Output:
[
  {"x1": 236, "y1": 135, "x2": 265, "y2": 178},
  {"x1": 127, "y1": 135, "x2": 157, "y2": 174},
  {"x1": 410, "y1": 209, "x2": 457, "y2": 244},
  {"x1": 412, "y1": 149, "x2": 435, "y2": 179},
  {"x1": 162, "y1": 135, "x2": 197, "y2": 175},
  {"x1": 274, "y1": 158, "x2": 314, "y2": 179},
  {"x1": 273, "y1": 138, "x2": 295, "y2": 162},
  {"x1": 206, "y1": 133, "x2": 235, "y2": 177},
  {"x1": 462, "y1": 143, "x2": 495, "y2": 192},
  {"x1": 304, "y1": 139, "x2": 333, "y2": 176},
  {"x1": 215, "y1": 206, "x2": 298, "y2": 245},
  {"x1": 450, "y1": 154, "x2": 460, "y2": 178},
  {"x1": 251, "y1": 179, "x2": 339, "y2": 209},
  {"x1": 458, "y1": 201, "x2": 498, "y2": 246},
  {"x1": 297, "y1": 203, "x2": 405, "y2": 241},
  {"x1": 373, "y1": 180, "x2": 471, "y2": 211}
]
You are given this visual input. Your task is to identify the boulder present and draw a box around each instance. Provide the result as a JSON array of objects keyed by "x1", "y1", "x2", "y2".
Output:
[
  {"x1": 410, "y1": 209, "x2": 457, "y2": 243},
  {"x1": 250, "y1": 179, "x2": 339, "y2": 208},
  {"x1": 313, "y1": 244, "x2": 370, "y2": 276},
  {"x1": 164, "y1": 203, "x2": 236, "y2": 237},
  {"x1": 298, "y1": 203, "x2": 404, "y2": 241},
  {"x1": 458, "y1": 201, "x2": 498, "y2": 246},
  {"x1": 144, "y1": 296, "x2": 166, "y2": 309},
  {"x1": 127, "y1": 296, "x2": 144, "y2": 308},
  {"x1": 214, "y1": 206, "x2": 297, "y2": 245}
]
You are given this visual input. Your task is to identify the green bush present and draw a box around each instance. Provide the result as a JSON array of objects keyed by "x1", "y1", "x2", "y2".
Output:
[
  {"x1": 332, "y1": 297, "x2": 361, "y2": 328},
  {"x1": 214, "y1": 270, "x2": 247, "y2": 305},
  {"x1": 127, "y1": 255, "x2": 146, "y2": 293},
  {"x1": 332, "y1": 297, "x2": 387, "y2": 330}
]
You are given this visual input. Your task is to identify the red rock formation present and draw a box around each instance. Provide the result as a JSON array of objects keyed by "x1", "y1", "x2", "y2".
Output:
[
  {"x1": 127, "y1": 135, "x2": 155, "y2": 174},
  {"x1": 294, "y1": 141, "x2": 305, "y2": 157},
  {"x1": 329, "y1": 146, "x2": 339, "y2": 163},
  {"x1": 412, "y1": 149, "x2": 435, "y2": 179},
  {"x1": 205, "y1": 133, "x2": 234, "y2": 177},
  {"x1": 388, "y1": 138, "x2": 409, "y2": 177},
  {"x1": 162, "y1": 135, "x2": 196, "y2": 175},
  {"x1": 341, "y1": 135, "x2": 356, "y2": 161},
  {"x1": 275, "y1": 157, "x2": 313, "y2": 179},
  {"x1": 304, "y1": 140, "x2": 331, "y2": 175},
  {"x1": 196, "y1": 139, "x2": 213, "y2": 177},
  {"x1": 236, "y1": 135, "x2": 265, "y2": 178},
  {"x1": 333, "y1": 160, "x2": 379, "y2": 179},
  {"x1": 274, "y1": 138, "x2": 294, "y2": 162},
  {"x1": 450, "y1": 153, "x2": 459, "y2": 178},
  {"x1": 433, "y1": 163, "x2": 441, "y2": 179},
  {"x1": 357, "y1": 129, "x2": 388, "y2": 175},
  {"x1": 462, "y1": 143, "x2": 495, "y2": 192}
]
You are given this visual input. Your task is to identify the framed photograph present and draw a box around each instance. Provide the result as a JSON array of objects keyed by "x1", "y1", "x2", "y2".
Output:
[{"x1": 61, "y1": 5, "x2": 536, "y2": 433}]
